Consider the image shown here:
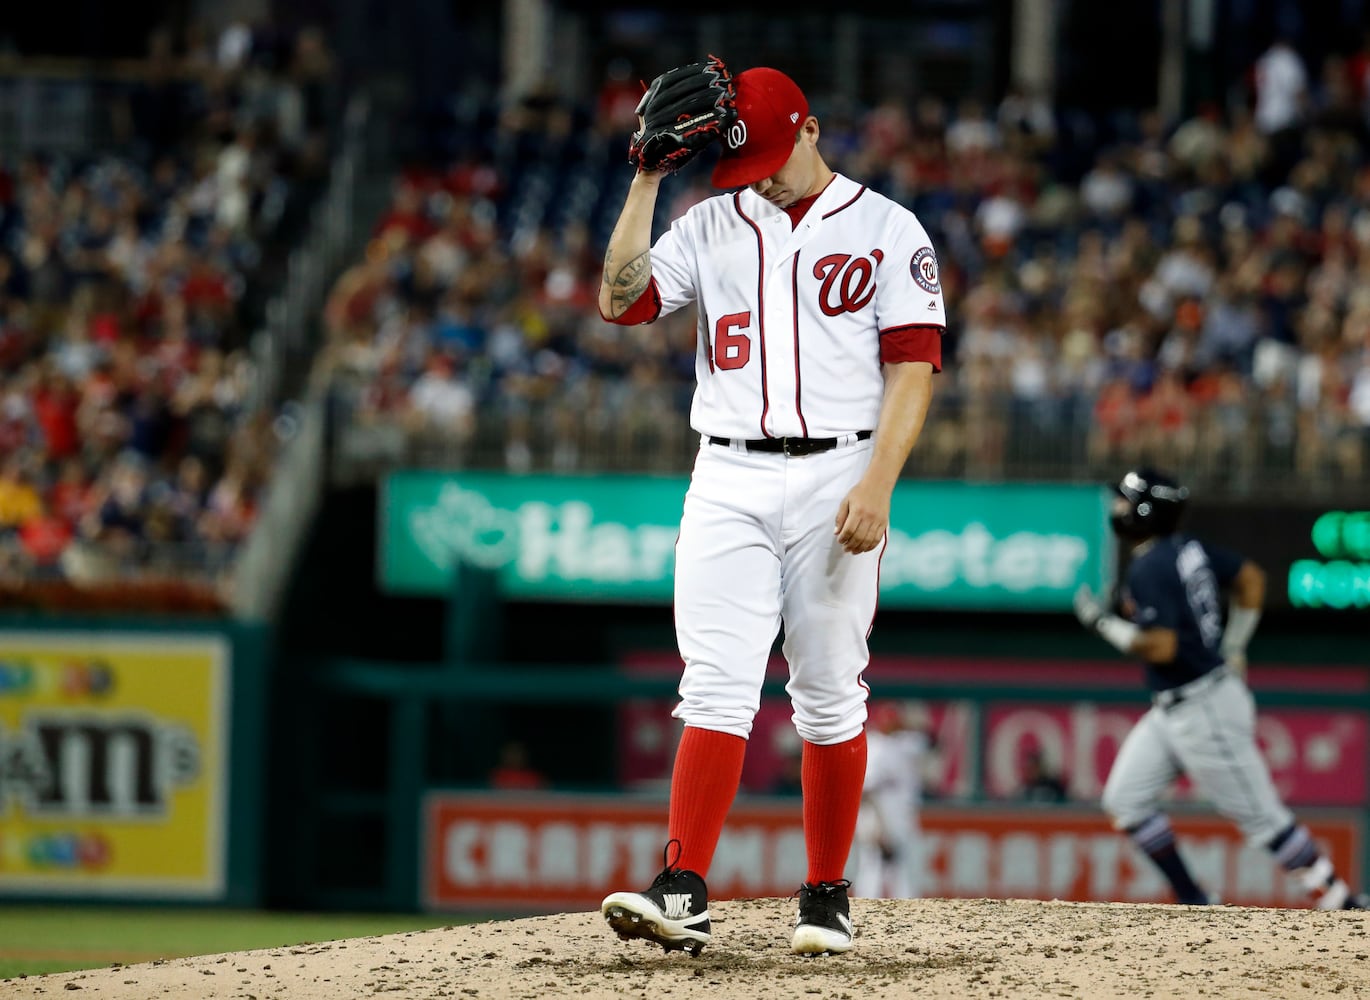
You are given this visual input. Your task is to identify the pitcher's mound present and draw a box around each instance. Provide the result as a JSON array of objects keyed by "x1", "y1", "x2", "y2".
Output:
[{"x1": 8, "y1": 897, "x2": 1370, "y2": 999}]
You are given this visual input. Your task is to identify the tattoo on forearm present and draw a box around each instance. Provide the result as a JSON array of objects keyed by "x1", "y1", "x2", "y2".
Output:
[{"x1": 603, "y1": 249, "x2": 651, "y2": 317}]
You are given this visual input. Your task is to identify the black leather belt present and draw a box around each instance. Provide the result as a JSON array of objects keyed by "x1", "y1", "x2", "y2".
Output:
[
  {"x1": 707, "y1": 430, "x2": 872, "y2": 456},
  {"x1": 1152, "y1": 666, "x2": 1229, "y2": 709}
]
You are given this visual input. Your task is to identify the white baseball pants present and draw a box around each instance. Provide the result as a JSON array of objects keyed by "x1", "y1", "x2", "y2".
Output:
[{"x1": 672, "y1": 439, "x2": 882, "y2": 745}]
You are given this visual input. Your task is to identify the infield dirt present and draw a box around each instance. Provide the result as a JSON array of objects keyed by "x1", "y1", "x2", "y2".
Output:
[{"x1": 4, "y1": 896, "x2": 1369, "y2": 999}]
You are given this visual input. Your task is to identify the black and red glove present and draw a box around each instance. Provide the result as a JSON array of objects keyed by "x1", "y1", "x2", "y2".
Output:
[{"x1": 629, "y1": 55, "x2": 736, "y2": 174}]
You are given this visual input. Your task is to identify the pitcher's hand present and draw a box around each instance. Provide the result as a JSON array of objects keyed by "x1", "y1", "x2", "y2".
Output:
[{"x1": 835, "y1": 479, "x2": 889, "y2": 555}]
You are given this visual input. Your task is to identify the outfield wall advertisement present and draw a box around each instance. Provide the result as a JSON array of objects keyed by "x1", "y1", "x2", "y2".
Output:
[
  {"x1": 381, "y1": 472, "x2": 1111, "y2": 609},
  {"x1": 614, "y1": 697, "x2": 1366, "y2": 807},
  {"x1": 422, "y1": 793, "x2": 1360, "y2": 912},
  {"x1": 0, "y1": 632, "x2": 230, "y2": 898},
  {"x1": 616, "y1": 654, "x2": 1370, "y2": 805}
]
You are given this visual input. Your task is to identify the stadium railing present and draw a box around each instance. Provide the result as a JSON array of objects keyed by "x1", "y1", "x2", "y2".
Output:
[{"x1": 323, "y1": 380, "x2": 1367, "y2": 501}]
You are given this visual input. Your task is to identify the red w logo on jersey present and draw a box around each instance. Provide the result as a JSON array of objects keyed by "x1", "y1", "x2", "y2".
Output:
[{"x1": 813, "y1": 250, "x2": 884, "y2": 317}]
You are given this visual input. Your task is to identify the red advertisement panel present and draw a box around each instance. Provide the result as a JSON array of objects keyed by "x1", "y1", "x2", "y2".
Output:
[
  {"x1": 982, "y1": 704, "x2": 1368, "y2": 805},
  {"x1": 615, "y1": 698, "x2": 973, "y2": 797},
  {"x1": 616, "y1": 653, "x2": 1368, "y2": 806},
  {"x1": 422, "y1": 794, "x2": 1360, "y2": 913}
]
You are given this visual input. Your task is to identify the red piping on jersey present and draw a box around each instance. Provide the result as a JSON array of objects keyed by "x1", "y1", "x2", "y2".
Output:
[
  {"x1": 791, "y1": 253, "x2": 808, "y2": 436},
  {"x1": 865, "y1": 532, "x2": 889, "y2": 641},
  {"x1": 735, "y1": 191, "x2": 772, "y2": 437},
  {"x1": 821, "y1": 185, "x2": 867, "y2": 220}
]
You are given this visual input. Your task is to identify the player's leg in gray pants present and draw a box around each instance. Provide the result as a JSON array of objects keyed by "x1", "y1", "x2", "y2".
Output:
[
  {"x1": 1102, "y1": 707, "x2": 1181, "y2": 829},
  {"x1": 1102, "y1": 706, "x2": 1211, "y2": 903},
  {"x1": 1163, "y1": 674, "x2": 1294, "y2": 846},
  {"x1": 1168, "y1": 675, "x2": 1364, "y2": 907}
]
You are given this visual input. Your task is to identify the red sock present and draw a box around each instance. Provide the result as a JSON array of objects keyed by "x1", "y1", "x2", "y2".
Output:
[
  {"x1": 801, "y1": 731, "x2": 867, "y2": 884},
  {"x1": 667, "y1": 725, "x2": 747, "y2": 878}
]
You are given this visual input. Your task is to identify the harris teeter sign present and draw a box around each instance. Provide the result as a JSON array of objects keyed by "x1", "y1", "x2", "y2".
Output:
[{"x1": 379, "y1": 471, "x2": 1110, "y2": 610}]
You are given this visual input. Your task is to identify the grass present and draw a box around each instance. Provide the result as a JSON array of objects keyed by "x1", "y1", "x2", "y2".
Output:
[{"x1": 0, "y1": 906, "x2": 478, "y2": 979}]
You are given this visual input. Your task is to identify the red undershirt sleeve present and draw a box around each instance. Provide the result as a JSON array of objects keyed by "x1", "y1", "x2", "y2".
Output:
[
  {"x1": 599, "y1": 277, "x2": 663, "y2": 325},
  {"x1": 879, "y1": 323, "x2": 944, "y2": 370}
]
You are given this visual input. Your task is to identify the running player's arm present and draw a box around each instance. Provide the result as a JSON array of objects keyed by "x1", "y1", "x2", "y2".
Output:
[
  {"x1": 1078, "y1": 573, "x2": 1178, "y2": 663},
  {"x1": 1230, "y1": 560, "x2": 1266, "y2": 609},
  {"x1": 1089, "y1": 619, "x2": 1177, "y2": 664},
  {"x1": 1122, "y1": 571, "x2": 1183, "y2": 663},
  {"x1": 1122, "y1": 558, "x2": 1263, "y2": 665},
  {"x1": 1197, "y1": 540, "x2": 1263, "y2": 666},
  {"x1": 1131, "y1": 626, "x2": 1178, "y2": 663},
  {"x1": 1216, "y1": 547, "x2": 1264, "y2": 671}
]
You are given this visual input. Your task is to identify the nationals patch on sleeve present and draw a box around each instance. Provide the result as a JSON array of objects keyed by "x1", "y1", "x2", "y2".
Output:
[{"x1": 910, "y1": 246, "x2": 940, "y2": 293}]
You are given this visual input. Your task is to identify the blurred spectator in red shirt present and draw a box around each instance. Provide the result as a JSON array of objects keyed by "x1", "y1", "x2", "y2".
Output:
[
  {"x1": 597, "y1": 56, "x2": 644, "y2": 135},
  {"x1": 1088, "y1": 376, "x2": 1137, "y2": 468},
  {"x1": 373, "y1": 180, "x2": 436, "y2": 243},
  {"x1": 31, "y1": 367, "x2": 81, "y2": 460},
  {"x1": 489, "y1": 740, "x2": 549, "y2": 791}
]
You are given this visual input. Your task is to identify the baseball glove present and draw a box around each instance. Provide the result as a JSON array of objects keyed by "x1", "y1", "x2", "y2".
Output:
[{"x1": 629, "y1": 55, "x2": 736, "y2": 174}]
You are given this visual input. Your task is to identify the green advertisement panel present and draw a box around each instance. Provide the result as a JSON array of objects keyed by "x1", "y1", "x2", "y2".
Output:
[{"x1": 380, "y1": 472, "x2": 1111, "y2": 609}]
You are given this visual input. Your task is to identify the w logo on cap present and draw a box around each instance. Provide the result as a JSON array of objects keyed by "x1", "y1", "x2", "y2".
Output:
[{"x1": 711, "y1": 67, "x2": 809, "y2": 189}]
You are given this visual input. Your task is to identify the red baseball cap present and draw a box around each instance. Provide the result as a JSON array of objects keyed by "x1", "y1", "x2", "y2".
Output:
[
  {"x1": 711, "y1": 67, "x2": 809, "y2": 189},
  {"x1": 868, "y1": 701, "x2": 903, "y2": 734}
]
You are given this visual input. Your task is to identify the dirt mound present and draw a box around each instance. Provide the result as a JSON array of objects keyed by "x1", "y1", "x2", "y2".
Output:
[{"x1": 6, "y1": 897, "x2": 1370, "y2": 999}]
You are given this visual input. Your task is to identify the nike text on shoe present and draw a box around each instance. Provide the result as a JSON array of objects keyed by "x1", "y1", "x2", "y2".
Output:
[
  {"x1": 602, "y1": 841, "x2": 711, "y2": 956},
  {"x1": 792, "y1": 879, "x2": 854, "y2": 956}
]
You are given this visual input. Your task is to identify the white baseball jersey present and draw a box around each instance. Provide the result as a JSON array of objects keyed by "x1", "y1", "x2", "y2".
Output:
[
  {"x1": 643, "y1": 173, "x2": 947, "y2": 438},
  {"x1": 636, "y1": 173, "x2": 948, "y2": 748},
  {"x1": 862, "y1": 728, "x2": 929, "y2": 827},
  {"x1": 852, "y1": 728, "x2": 929, "y2": 898}
]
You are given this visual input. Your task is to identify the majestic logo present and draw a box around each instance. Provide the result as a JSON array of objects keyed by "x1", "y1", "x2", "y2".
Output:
[
  {"x1": 814, "y1": 250, "x2": 884, "y2": 317},
  {"x1": 911, "y1": 246, "x2": 940, "y2": 294},
  {"x1": 662, "y1": 893, "x2": 693, "y2": 919},
  {"x1": 726, "y1": 120, "x2": 748, "y2": 150}
]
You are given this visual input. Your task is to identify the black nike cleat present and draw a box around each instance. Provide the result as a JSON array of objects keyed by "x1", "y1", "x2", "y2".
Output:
[
  {"x1": 602, "y1": 840, "x2": 711, "y2": 956},
  {"x1": 792, "y1": 879, "x2": 854, "y2": 955}
]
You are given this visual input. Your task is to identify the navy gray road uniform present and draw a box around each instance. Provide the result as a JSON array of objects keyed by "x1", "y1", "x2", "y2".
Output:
[{"x1": 1074, "y1": 468, "x2": 1367, "y2": 910}]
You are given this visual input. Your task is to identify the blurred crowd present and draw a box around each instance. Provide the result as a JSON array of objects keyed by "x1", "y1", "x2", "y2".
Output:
[
  {"x1": 0, "y1": 19, "x2": 336, "y2": 590},
  {"x1": 324, "y1": 35, "x2": 1370, "y2": 488}
]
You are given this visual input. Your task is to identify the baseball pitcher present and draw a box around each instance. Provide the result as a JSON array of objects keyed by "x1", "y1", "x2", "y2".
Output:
[{"x1": 595, "y1": 56, "x2": 945, "y2": 956}]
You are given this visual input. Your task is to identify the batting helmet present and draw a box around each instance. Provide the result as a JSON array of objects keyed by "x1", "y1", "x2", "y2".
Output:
[{"x1": 1110, "y1": 467, "x2": 1189, "y2": 539}]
